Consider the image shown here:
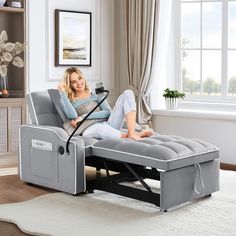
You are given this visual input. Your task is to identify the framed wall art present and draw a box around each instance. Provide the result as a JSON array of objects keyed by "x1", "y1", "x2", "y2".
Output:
[{"x1": 55, "y1": 9, "x2": 92, "y2": 66}]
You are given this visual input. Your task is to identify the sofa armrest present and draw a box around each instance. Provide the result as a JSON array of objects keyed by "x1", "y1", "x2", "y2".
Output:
[
  {"x1": 21, "y1": 124, "x2": 68, "y2": 139},
  {"x1": 21, "y1": 124, "x2": 86, "y2": 145},
  {"x1": 19, "y1": 124, "x2": 86, "y2": 194}
]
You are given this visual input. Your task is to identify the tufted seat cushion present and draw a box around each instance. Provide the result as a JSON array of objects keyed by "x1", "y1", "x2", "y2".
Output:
[{"x1": 91, "y1": 134, "x2": 219, "y2": 171}]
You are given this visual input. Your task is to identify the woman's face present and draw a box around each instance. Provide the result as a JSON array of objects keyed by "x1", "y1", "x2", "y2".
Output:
[{"x1": 70, "y1": 72, "x2": 86, "y2": 93}]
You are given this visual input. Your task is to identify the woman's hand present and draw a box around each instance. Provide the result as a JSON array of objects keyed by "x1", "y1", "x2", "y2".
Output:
[
  {"x1": 57, "y1": 82, "x2": 67, "y2": 92},
  {"x1": 70, "y1": 120, "x2": 77, "y2": 128},
  {"x1": 70, "y1": 116, "x2": 83, "y2": 128}
]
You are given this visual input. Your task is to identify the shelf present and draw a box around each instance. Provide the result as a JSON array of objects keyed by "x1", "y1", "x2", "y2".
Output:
[
  {"x1": 0, "y1": 97, "x2": 24, "y2": 103},
  {"x1": 0, "y1": 0, "x2": 26, "y2": 164},
  {"x1": 0, "y1": 6, "x2": 24, "y2": 13},
  {"x1": 0, "y1": 91, "x2": 24, "y2": 99}
]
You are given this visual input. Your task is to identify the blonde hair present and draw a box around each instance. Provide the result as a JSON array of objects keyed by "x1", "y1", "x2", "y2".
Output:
[{"x1": 63, "y1": 67, "x2": 90, "y2": 101}]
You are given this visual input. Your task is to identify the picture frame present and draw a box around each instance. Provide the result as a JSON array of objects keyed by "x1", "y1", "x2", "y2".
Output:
[{"x1": 55, "y1": 9, "x2": 92, "y2": 66}]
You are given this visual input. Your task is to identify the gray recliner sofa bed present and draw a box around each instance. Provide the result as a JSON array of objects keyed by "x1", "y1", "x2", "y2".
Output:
[{"x1": 19, "y1": 90, "x2": 219, "y2": 211}]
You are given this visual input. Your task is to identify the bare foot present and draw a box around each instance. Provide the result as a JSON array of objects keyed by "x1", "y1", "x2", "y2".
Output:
[
  {"x1": 127, "y1": 132, "x2": 142, "y2": 140},
  {"x1": 137, "y1": 130, "x2": 154, "y2": 138},
  {"x1": 121, "y1": 133, "x2": 128, "y2": 138}
]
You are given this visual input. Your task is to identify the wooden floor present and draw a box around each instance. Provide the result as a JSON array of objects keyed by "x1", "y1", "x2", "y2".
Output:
[
  {"x1": 0, "y1": 168, "x2": 56, "y2": 236},
  {"x1": 0, "y1": 175, "x2": 55, "y2": 204}
]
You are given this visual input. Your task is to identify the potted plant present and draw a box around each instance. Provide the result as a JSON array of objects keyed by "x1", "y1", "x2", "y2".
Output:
[
  {"x1": 0, "y1": 30, "x2": 25, "y2": 97},
  {"x1": 163, "y1": 88, "x2": 185, "y2": 110}
]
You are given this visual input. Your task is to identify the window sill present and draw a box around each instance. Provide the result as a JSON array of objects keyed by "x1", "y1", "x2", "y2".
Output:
[
  {"x1": 152, "y1": 109, "x2": 236, "y2": 121},
  {"x1": 179, "y1": 100, "x2": 236, "y2": 111}
]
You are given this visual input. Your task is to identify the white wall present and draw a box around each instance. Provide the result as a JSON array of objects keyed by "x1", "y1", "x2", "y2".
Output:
[
  {"x1": 152, "y1": 113, "x2": 236, "y2": 165},
  {"x1": 26, "y1": 0, "x2": 117, "y2": 101}
]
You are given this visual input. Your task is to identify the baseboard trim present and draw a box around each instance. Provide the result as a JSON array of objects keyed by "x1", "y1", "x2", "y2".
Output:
[
  {"x1": 0, "y1": 156, "x2": 17, "y2": 167},
  {"x1": 220, "y1": 162, "x2": 236, "y2": 171}
]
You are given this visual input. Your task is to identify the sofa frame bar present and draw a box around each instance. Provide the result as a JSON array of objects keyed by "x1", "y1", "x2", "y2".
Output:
[{"x1": 86, "y1": 158, "x2": 161, "y2": 207}]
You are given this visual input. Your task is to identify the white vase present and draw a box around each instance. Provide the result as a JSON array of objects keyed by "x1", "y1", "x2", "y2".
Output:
[
  {"x1": 165, "y1": 98, "x2": 179, "y2": 110},
  {"x1": 0, "y1": 0, "x2": 6, "y2": 7},
  {"x1": 0, "y1": 74, "x2": 9, "y2": 97}
]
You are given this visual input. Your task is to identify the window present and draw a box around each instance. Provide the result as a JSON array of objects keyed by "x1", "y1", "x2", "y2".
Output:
[{"x1": 176, "y1": 0, "x2": 236, "y2": 105}]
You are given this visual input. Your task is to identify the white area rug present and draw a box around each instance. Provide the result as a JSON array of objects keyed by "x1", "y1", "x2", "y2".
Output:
[{"x1": 0, "y1": 170, "x2": 236, "y2": 236}]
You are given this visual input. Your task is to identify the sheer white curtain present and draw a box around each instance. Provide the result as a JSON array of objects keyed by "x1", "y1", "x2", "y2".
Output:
[{"x1": 150, "y1": 0, "x2": 173, "y2": 110}]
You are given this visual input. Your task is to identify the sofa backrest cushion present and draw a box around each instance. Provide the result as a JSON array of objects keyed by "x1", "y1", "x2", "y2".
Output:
[
  {"x1": 48, "y1": 89, "x2": 68, "y2": 122},
  {"x1": 26, "y1": 91, "x2": 63, "y2": 127}
]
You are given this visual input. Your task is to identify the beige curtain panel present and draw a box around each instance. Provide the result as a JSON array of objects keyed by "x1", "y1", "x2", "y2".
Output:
[{"x1": 123, "y1": 0, "x2": 159, "y2": 125}]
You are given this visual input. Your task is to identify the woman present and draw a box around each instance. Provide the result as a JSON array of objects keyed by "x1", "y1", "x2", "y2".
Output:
[{"x1": 58, "y1": 67, "x2": 153, "y2": 140}]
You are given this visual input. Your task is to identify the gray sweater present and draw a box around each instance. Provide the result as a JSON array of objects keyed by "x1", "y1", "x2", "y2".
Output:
[{"x1": 59, "y1": 91, "x2": 111, "y2": 120}]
